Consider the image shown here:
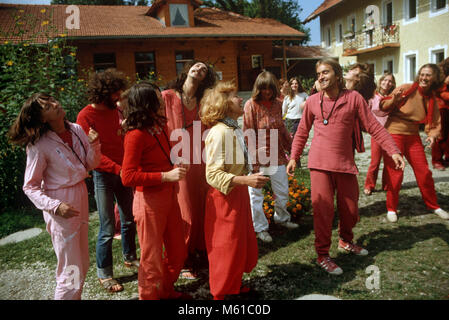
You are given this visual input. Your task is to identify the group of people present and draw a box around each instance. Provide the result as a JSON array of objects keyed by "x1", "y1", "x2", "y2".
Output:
[{"x1": 7, "y1": 55, "x2": 449, "y2": 299}]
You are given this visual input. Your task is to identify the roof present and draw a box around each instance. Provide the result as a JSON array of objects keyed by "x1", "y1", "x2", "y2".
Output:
[
  {"x1": 0, "y1": 4, "x2": 305, "y2": 44},
  {"x1": 304, "y1": 0, "x2": 344, "y2": 23},
  {"x1": 272, "y1": 45, "x2": 336, "y2": 60}
]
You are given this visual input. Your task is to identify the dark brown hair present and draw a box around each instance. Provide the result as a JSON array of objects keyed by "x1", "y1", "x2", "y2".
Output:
[
  {"x1": 87, "y1": 68, "x2": 128, "y2": 107},
  {"x1": 352, "y1": 72, "x2": 376, "y2": 102},
  {"x1": 316, "y1": 59, "x2": 345, "y2": 90},
  {"x1": 122, "y1": 81, "x2": 166, "y2": 133},
  {"x1": 251, "y1": 71, "x2": 279, "y2": 102},
  {"x1": 166, "y1": 60, "x2": 218, "y2": 101},
  {"x1": 8, "y1": 93, "x2": 53, "y2": 146},
  {"x1": 439, "y1": 57, "x2": 449, "y2": 77},
  {"x1": 415, "y1": 63, "x2": 444, "y2": 91},
  {"x1": 288, "y1": 76, "x2": 305, "y2": 99}
]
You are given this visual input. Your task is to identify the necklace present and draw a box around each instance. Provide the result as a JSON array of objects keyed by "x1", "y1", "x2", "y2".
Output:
[
  {"x1": 151, "y1": 128, "x2": 173, "y2": 166},
  {"x1": 320, "y1": 91, "x2": 340, "y2": 125},
  {"x1": 181, "y1": 92, "x2": 199, "y2": 130}
]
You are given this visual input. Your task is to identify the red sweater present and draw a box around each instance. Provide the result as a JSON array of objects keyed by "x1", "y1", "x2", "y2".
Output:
[
  {"x1": 121, "y1": 127, "x2": 173, "y2": 192},
  {"x1": 76, "y1": 105, "x2": 124, "y2": 175}
]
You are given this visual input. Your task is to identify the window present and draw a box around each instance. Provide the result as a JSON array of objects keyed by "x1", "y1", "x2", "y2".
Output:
[
  {"x1": 175, "y1": 50, "x2": 194, "y2": 75},
  {"x1": 430, "y1": 46, "x2": 447, "y2": 64},
  {"x1": 346, "y1": 15, "x2": 356, "y2": 39},
  {"x1": 135, "y1": 52, "x2": 156, "y2": 79},
  {"x1": 383, "y1": 56, "x2": 394, "y2": 74},
  {"x1": 93, "y1": 53, "x2": 116, "y2": 72},
  {"x1": 170, "y1": 4, "x2": 189, "y2": 27},
  {"x1": 335, "y1": 22, "x2": 343, "y2": 44},
  {"x1": 404, "y1": 0, "x2": 418, "y2": 24},
  {"x1": 324, "y1": 26, "x2": 331, "y2": 47},
  {"x1": 404, "y1": 52, "x2": 417, "y2": 83},
  {"x1": 383, "y1": 1, "x2": 393, "y2": 26},
  {"x1": 430, "y1": 0, "x2": 448, "y2": 16}
]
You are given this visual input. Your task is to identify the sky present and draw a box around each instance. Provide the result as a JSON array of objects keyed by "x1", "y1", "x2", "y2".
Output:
[{"x1": 1, "y1": 0, "x2": 322, "y2": 45}]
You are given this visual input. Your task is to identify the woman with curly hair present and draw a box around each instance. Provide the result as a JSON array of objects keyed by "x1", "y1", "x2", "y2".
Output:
[
  {"x1": 200, "y1": 81, "x2": 269, "y2": 300},
  {"x1": 121, "y1": 81, "x2": 189, "y2": 300},
  {"x1": 282, "y1": 77, "x2": 308, "y2": 136},
  {"x1": 162, "y1": 60, "x2": 217, "y2": 279},
  {"x1": 380, "y1": 63, "x2": 449, "y2": 222},
  {"x1": 9, "y1": 93, "x2": 101, "y2": 299}
]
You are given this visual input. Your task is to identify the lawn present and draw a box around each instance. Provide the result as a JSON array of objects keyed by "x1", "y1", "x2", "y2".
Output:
[{"x1": 1, "y1": 134, "x2": 449, "y2": 300}]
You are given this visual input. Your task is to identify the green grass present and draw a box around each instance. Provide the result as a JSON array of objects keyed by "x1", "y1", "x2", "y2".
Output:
[{"x1": 1, "y1": 166, "x2": 449, "y2": 300}]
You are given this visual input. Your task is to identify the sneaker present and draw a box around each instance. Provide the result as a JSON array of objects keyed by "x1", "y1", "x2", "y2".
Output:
[
  {"x1": 338, "y1": 239, "x2": 368, "y2": 256},
  {"x1": 316, "y1": 256, "x2": 343, "y2": 275},
  {"x1": 387, "y1": 211, "x2": 398, "y2": 223},
  {"x1": 433, "y1": 163, "x2": 446, "y2": 171},
  {"x1": 124, "y1": 259, "x2": 140, "y2": 269},
  {"x1": 434, "y1": 208, "x2": 449, "y2": 220},
  {"x1": 277, "y1": 221, "x2": 299, "y2": 229},
  {"x1": 256, "y1": 231, "x2": 273, "y2": 243}
]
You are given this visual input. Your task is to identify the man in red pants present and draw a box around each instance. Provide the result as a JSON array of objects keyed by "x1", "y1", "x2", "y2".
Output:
[{"x1": 287, "y1": 59, "x2": 405, "y2": 275}]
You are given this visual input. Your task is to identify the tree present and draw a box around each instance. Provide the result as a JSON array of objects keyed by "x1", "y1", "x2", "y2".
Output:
[
  {"x1": 203, "y1": 0, "x2": 310, "y2": 44},
  {"x1": 51, "y1": 0, "x2": 149, "y2": 5}
]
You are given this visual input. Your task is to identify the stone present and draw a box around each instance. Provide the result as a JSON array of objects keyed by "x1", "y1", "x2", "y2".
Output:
[{"x1": 0, "y1": 228, "x2": 43, "y2": 246}]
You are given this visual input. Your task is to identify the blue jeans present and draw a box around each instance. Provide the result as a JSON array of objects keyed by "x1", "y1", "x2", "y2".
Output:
[{"x1": 93, "y1": 170, "x2": 137, "y2": 279}]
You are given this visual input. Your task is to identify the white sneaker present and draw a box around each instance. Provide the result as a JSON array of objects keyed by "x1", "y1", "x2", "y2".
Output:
[
  {"x1": 256, "y1": 231, "x2": 273, "y2": 243},
  {"x1": 387, "y1": 211, "x2": 398, "y2": 223},
  {"x1": 277, "y1": 221, "x2": 299, "y2": 229},
  {"x1": 434, "y1": 208, "x2": 449, "y2": 220}
]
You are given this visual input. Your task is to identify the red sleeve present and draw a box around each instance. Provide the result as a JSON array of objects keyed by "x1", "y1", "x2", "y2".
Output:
[
  {"x1": 290, "y1": 100, "x2": 313, "y2": 161},
  {"x1": 121, "y1": 130, "x2": 163, "y2": 187},
  {"x1": 76, "y1": 107, "x2": 122, "y2": 175}
]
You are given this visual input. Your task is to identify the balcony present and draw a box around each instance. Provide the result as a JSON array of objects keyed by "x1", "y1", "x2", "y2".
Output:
[{"x1": 342, "y1": 24, "x2": 400, "y2": 56}]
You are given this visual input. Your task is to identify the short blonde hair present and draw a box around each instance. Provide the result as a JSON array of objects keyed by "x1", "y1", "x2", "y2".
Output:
[{"x1": 200, "y1": 81, "x2": 237, "y2": 127}]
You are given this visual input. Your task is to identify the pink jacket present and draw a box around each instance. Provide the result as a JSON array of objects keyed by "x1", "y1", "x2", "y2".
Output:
[
  {"x1": 291, "y1": 90, "x2": 399, "y2": 175},
  {"x1": 23, "y1": 122, "x2": 101, "y2": 214},
  {"x1": 370, "y1": 92, "x2": 389, "y2": 127}
]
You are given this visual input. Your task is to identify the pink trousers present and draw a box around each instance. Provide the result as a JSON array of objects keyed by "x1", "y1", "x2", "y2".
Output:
[
  {"x1": 310, "y1": 169, "x2": 359, "y2": 257},
  {"x1": 44, "y1": 181, "x2": 90, "y2": 300},
  {"x1": 383, "y1": 134, "x2": 439, "y2": 212},
  {"x1": 133, "y1": 185, "x2": 187, "y2": 300}
]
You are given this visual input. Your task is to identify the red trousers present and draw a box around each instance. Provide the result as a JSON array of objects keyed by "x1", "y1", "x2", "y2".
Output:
[
  {"x1": 205, "y1": 185, "x2": 258, "y2": 298},
  {"x1": 133, "y1": 185, "x2": 187, "y2": 300},
  {"x1": 364, "y1": 137, "x2": 387, "y2": 191},
  {"x1": 383, "y1": 134, "x2": 439, "y2": 212},
  {"x1": 431, "y1": 108, "x2": 449, "y2": 164},
  {"x1": 310, "y1": 169, "x2": 359, "y2": 257}
]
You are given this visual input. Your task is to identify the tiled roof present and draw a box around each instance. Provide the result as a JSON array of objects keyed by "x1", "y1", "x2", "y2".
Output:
[
  {"x1": 0, "y1": 4, "x2": 305, "y2": 44},
  {"x1": 272, "y1": 45, "x2": 336, "y2": 60},
  {"x1": 304, "y1": 0, "x2": 344, "y2": 23}
]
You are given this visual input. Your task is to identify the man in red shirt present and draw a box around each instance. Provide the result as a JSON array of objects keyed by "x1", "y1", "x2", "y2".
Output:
[
  {"x1": 77, "y1": 68, "x2": 138, "y2": 293},
  {"x1": 287, "y1": 59, "x2": 405, "y2": 275}
]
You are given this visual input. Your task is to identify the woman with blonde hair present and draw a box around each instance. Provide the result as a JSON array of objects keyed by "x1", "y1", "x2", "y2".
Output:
[
  {"x1": 200, "y1": 81, "x2": 269, "y2": 300},
  {"x1": 243, "y1": 71, "x2": 297, "y2": 243}
]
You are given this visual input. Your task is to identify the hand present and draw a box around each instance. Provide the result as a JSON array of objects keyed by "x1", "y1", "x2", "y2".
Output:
[
  {"x1": 245, "y1": 172, "x2": 270, "y2": 188},
  {"x1": 425, "y1": 136, "x2": 436, "y2": 149},
  {"x1": 286, "y1": 159, "x2": 297, "y2": 176},
  {"x1": 88, "y1": 127, "x2": 99, "y2": 144},
  {"x1": 56, "y1": 202, "x2": 80, "y2": 219},
  {"x1": 162, "y1": 167, "x2": 187, "y2": 182},
  {"x1": 391, "y1": 87, "x2": 405, "y2": 105},
  {"x1": 174, "y1": 157, "x2": 190, "y2": 171},
  {"x1": 391, "y1": 153, "x2": 405, "y2": 171}
]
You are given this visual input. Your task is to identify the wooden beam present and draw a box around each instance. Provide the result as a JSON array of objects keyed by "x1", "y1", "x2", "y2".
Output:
[{"x1": 282, "y1": 39, "x2": 287, "y2": 79}]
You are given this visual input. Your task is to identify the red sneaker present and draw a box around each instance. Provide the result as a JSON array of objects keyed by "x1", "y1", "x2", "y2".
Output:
[
  {"x1": 316, "y1": 256, "x2": 343, "y2": 275},
  {"x1": 338, "y1": 239, "x2": 368, "y2": 256}
]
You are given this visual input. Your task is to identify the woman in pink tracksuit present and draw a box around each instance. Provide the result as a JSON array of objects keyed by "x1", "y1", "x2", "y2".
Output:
[{"x1": 8, "y1": 93, "x2": 101, "y2": 299}]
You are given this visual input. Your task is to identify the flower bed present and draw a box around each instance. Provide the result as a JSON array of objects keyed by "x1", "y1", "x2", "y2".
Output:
[{"x1": 263, "y1": 176, "x2": 312, "y2": 224}]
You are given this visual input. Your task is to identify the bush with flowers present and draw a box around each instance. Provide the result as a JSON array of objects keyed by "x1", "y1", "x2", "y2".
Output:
[
  {"x1": 0, "y1": 7, "x2": 89, "y2": 210},
  {"x1": 262, "y1": 175, "x2": 311, "y2": 224}
]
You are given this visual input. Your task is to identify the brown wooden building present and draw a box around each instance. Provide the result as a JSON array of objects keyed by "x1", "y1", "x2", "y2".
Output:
[{"x1": 0, "y1": 0, "x2": 305, "y2": 90}]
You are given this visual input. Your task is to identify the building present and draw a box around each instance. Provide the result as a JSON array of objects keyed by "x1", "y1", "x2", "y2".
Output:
[
  {"x1": 0, "y1": 0, "x2": 305, "y2": 90},
  {"x1": 305, "y1": 0, "x2": 449, "y2": 84}
]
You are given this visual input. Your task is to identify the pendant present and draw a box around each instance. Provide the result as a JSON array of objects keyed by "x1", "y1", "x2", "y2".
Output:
[{"x1": 323, "y1": 119, "x2": 329, "y2": 125}]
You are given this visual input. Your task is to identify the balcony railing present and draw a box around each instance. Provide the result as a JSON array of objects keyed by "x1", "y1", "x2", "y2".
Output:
[{"x1": 343, "y1": 24, "x2": 400, "y2": 55}]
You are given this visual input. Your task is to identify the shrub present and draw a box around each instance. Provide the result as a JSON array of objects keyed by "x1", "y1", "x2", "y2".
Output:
[
  {"x1": 0, "y1": 7, "x2": 88, "y2": 211},
  {"x1": 263, "y1": 175, "x2": 311, "y2": 224}
]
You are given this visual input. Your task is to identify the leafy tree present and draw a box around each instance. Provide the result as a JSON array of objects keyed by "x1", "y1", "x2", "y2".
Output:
[{"x1": 203, "y1": 0, "x2": 310, "y2": 44}]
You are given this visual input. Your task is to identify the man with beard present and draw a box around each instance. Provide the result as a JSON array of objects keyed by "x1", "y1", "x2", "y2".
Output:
[
  {"x1": 287, "y1": 59, "x2": 405, "y2": 275},
  {"x1": 77, "y1": 68, "x2": 138, "y2": 293}
]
